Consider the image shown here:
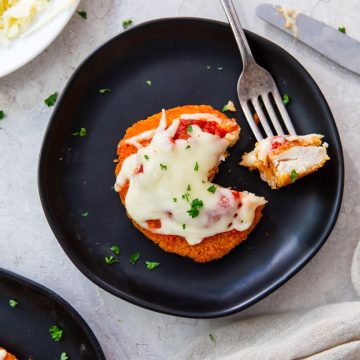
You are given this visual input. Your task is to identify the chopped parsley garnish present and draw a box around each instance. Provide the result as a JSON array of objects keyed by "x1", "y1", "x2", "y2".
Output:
[
  {"x1": 187, "y1": 199, "x2": 204, "y2": 218},
  {"x1": 122, "y1": 19, "x2": 133, "y2": 29},
  {"x1": 144, "y1": 154, "x2": 149, "y2": 160},
  {"x1": 71, "y1": 127, "x2": 87, "y2": 137},
  {"x1": 130, "y1": 252, "x2": 140, "y2": 264},
  {"x1": 105, "y1": 256, "x2": 119, "y2": 265},
  {"x1": 110, "y1": 245, "x2": 120, "y2": 255},
  {"x1": 9, "y1": 299, "x2": 18, "y2": 308},
  {"x1": 160, "y1": 163, "x2": 167, "y2": 171},
  {"x1": 187, "y1": 125, "x2": 193, "y2": 132},
  {"x1": 146, "y1": 261, "x2": 160, "y2": 270},
  {"x1": 60, "y1": 353, "x2": 69, "y2": 360},
  {"x1": 182, "y1": 224, "x2": 186, "y2": 229},
  {"x1": 99, "y1": 88, "x2": 111, "y2": 94},
  {"x1": 209, "y1": 333, "x2": 215, "y2": 342},
  {"x1": 222, "y1": 104, "x2": 229, "y2": 112},
  {"x1": 146, "y1": 80, "x2": 152, "y2": 86},
  {"x1": 206, "y1": 65, "x2": 212, "y2": 70},
  {"x1": 194, "y1": 162, "x2": 199, "y2": 171},
  {"x1": 111, "y1": 185, "x2": 115, "y2": 191},
  {"x1": 282, "y1": 94, "x2": 290, "y2": 106},
  {"x1": 81, "y1": 212, "x2": 89, "y2": 217},
  {"x1": 187, "y1": 184, "x2": 191, "y2": 191},
  {"x1": 338, "y1": 26, "x2": 346, "y2": 33},
  {"x1": 0, "y1": 110, "x2": 5, "y2": 120},
  {"x1": 207, "y1": 185, "x2": 217, "y2": 193},
  {"x1": 182, "y1": 192, "x2": 190, "y2": 202},
  {"x1": 290, "y1": 169, "x2": 298, "y2": 183},
  {"x1": 217, "y1": 67, "x2": 224, "y2": 71},
  {"x1": 173, "y1": 197, "x2": 177, "y2": 202},
  {"x1": 186, "y1": 145, "x2": 191, "y2": 149},
  {"x1": 77, "y1": 10, "x2": 87, "y2": 19},
  {"x1": 44, "y1": 92, "x2": 58, "y2": 107},
  {"x1": 49, "y1": 325, "x2": 63, "y2": 342}
]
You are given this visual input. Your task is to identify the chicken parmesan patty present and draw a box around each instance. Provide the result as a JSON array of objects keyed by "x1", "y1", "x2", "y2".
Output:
[{"x1": 115, "y1": 105, "x2": 266, "y2": 262}]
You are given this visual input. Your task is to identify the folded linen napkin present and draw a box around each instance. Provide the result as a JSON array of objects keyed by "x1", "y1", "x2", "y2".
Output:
[{"x1": 173, "y1": 243, "x2": 360, "y2": 360}]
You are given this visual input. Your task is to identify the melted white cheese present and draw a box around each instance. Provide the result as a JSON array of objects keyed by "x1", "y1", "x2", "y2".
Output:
[
  {"x1": 115, "y1": 110, "x2": 266, "y2": 245},
  {"x1": 278, "y1": 6, "x2": 299, "y2": 37},
  {"x1": 0, "y1": 349, "x2": 7, "y2": 360}
]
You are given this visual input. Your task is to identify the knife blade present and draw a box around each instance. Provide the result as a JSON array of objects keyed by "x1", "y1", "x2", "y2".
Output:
[{"x1": 256, "y1": 3, "x2": 360, "y2": 75}]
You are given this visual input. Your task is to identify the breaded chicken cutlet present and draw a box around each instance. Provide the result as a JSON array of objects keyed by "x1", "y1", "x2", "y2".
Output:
[{"x1": 115, "y1": 105, "x2": 266, "y2": 262}]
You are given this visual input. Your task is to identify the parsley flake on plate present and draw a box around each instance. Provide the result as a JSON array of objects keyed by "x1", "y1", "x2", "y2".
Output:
[
  {"x1": 160, "y1": 163, "x2": 167, "y2": 171},
  {"x1": 282, "y1": 94, "x2": 290, "y2": 106},
  {"x1": 187, "y1": 199, "x2": 204, "y2": 218},
  {"x1": 146, "y1": 261, "x2": 160, "y2": 270},
  {"x1": 290, "y1": 169, "x2": 298, "y2": 183},
  {"x1": 60, "y1": 353, "x2": 69, "y2": 360},
  {"x1": 49, "y1": 325, "x2": 63, "y2": 342},
  {"x1": 338, "y1": 26, "x2": 346, "y2": 33},
  {"x1": 77, "y1": 10, "x2": 87, "y2": 19},
  {"x1": 130, "y1": 252, "x2": 140, "y2": 265},
  {"x1": 9, "y1": 299, "x2": 18, "y2": 308},
  {"x1": 217, "y1": 67, "x2": 224, "y2": 71},
  {"x1": 0, "y1": 110, "x2": 5, "y2": 120},
  {"x1": 105, "y1": 256, "x2": 119, "y2": 265},
  {"x1": 122, "y1": 19, "x2": 133, "y2": 29},
  {"x1": 110, "y1": 245, "x2": 120, "y2": 255},
  {"x1": 194, "y1": 162, "x2": 199, "y2": 171},
  {"x1": 146, "y1": 80, "x2": 152, "y2": 86},
  {"x1": 207, "y1": 185, "x2": 216, "y2": 193},
  {"x1": 206, "y1": 65, "x2": 212, "y2": 70},
  {"x1": 81, "y1": 212, "x2": 89, "y2": 217},
  {"x1": 99, "y1": 88, "x2": 111, "y2": 94},
  {"x1": 71, "y1": 127, "x2": 87, "y2": 137},
  {"x1": 44, "y1": 92, "x2": 58, "y2": 107}
]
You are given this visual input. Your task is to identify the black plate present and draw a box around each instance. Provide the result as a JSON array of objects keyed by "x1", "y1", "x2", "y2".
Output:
[
  {"x1": 0, "y1": 269, "x2": 105, "y2": 359},
  {"x1": 38, "y1": 18, "x2": 344, "y2": 318}
]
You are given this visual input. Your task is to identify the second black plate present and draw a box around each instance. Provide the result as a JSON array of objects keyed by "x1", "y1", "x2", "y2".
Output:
[
  {"x1": 0, "y1": 269, "x2": 105, "y2": 359},
  {"x1": 39, "y1": 18, "x2": 343, "y2": 318}
]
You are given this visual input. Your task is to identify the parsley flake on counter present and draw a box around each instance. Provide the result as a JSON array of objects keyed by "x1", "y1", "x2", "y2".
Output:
[
  {"x1": 187, "y1": 125, "x2": 193, "y2": 132},
  {"x1": 207, "y1": 185, "x2": 216, "y2": 193},
  {"x1": 146, "y1": 80, "x2": 152, "y2": 86},
  {"x1": 209, "y1": 333, "x2": 215, "y2": 342},
  {"x1": 77, "y1": 10, "x2": 87, "y2": 19},
  {"x1": 99, "y1": 88, "x2": 111, "y2": 94},
  {"x1": 49, "y1": 325, "x2": 63, "y2": 342},
  {"x1": 187, "y1": 199, "x2": 204, "y2": 218},
  {"x1": 9, "y1": 299, "x2": 18, "y2": 308},
  {"x1": 194, "y1": 162, "x2": 199, "y2": 171},
  {"x1": 182, "y1": 224, "x2": 186, "y2": 230},
  {"x1": 146, "y1": 261, "x2": 160, "y2": 270},
  {"x1": 105, "y1": 256, "x2": 119, "y2": 265},
  {"x1": 144, "y1": 154, "x2": 149, "y2": 161},
  {"x1": 0, "y1": 110, "x2": 5, "y2": 120},
  {"x1": 338, "y1": 26, "x2": 346, "y2": 33},
  {"x1": 110, "y1": 245, "x2": 120, "y2": 255},
  {"x1": 290, "y1": 169, "x2": 298, "y2": 183},
  {"x1": 71, "y1": 127, "x2": 87, "y2": 137},
  {"x1": 160, "y1": 163, "x2": 167, "y2": 171},
  {"x1": 60, "y1": 353, "x2": 69, "y2": 360},
  {"x1": 130, "y1": 252, "x2": 140, "y2": 264},
  {"x1": 81, "y1": 212, "x2": 89, "y2": 217},
  {"x1": 44, "y1": 92, "x2": 58, "y2": 107},
  {"x1": 282, "y1": 94, "x2": 290, "y2": 106},
  {"x1": 122, "y1": 19, "x2": 133, "y2": 29}
]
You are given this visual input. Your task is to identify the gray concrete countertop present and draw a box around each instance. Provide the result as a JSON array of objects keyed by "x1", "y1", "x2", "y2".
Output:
[{"x1": 1, "y1": 0, "x2": 359, "y2": 359}]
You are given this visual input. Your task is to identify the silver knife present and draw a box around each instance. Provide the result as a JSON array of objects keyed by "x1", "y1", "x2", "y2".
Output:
[{"x1": 256, "y1": 3, "x2": 360, "y2": 75}]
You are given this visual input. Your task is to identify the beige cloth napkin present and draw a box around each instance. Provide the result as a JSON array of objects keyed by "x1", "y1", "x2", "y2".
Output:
[{"x1": 173, "y1": 242, "x2": 360, "y2": 360}]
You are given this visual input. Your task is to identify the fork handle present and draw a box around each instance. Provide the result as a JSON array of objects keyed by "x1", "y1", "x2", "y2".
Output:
[{"x1": 220, "y1": 0, "x2": 255, "y2": 67}]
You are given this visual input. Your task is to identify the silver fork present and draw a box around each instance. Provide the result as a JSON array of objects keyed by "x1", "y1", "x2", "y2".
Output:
[{"x1": 220, "y1": 0, "x2": 296, "y2": 141}]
